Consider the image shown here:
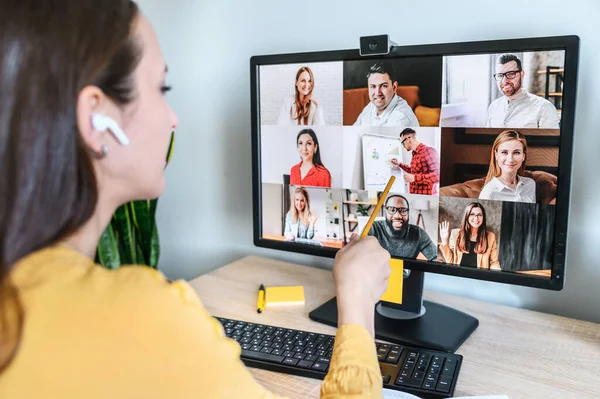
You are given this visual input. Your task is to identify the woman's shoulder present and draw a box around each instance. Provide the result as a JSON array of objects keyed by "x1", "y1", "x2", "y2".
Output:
[
  {"x1": 520, "y1": 175, "x2": 536, "y2": 185},
  {"x1": 12, "y1": 245, "x2": 201, "y2": 311}
]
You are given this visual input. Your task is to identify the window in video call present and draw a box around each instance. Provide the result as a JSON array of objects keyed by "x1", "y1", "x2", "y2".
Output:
[{"x1": 258, "y1": 49, "x2": 566, "y2": 279}]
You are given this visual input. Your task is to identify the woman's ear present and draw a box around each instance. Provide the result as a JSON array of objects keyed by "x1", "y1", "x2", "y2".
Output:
[{"x1": 76, "y1": 86, "x2": 106, "y2": 155}]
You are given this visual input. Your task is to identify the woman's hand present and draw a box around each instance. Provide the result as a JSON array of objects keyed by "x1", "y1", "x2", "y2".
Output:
[
  {"x1": 439, "y1": 221, "x2": 449, "y2": 245},
  {"x1": 333, "y1": 236, "x2": 391, "y2": 337}
]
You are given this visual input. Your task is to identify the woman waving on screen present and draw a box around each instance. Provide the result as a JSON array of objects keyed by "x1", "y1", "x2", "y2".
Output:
[{"x1": 439, "y1": 202, "x2": 501, "y2": 270}]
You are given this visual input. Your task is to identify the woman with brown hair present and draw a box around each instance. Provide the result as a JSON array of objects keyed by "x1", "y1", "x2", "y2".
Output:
[
  {"x1": 277, "y1": 66, "x2": 325, "y2": 125},
  {"x1": 439, "y1": 202, "x2": 501, "y2": 270},
  {"x1": 479, "y1": 130, "x2": 536, "y2": 203},
  {"x1": 0, "y1": 1, "x2": 391, "y2": 397}
]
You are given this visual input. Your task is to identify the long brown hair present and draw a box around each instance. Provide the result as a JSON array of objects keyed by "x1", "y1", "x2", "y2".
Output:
[
  {"x1": 456, "y1": 202, "x2": 488, "y2": 254},
  {"x1": 292, "y1": 66, "x2": 318, "y2": 125},
  {"x1": 0, "y1": 0, "x2": 141, "y2": 372},
  {"x1": 290, "y1": 187, "x2": 311, "y2": 225},
  {"x1": 484, "y1": 130, "x2": 528, "y2": 186}
]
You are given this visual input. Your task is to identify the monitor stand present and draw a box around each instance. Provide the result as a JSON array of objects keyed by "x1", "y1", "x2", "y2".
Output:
[{"x1": 308, "y1": 269, "x2": 479, "y2": 353}]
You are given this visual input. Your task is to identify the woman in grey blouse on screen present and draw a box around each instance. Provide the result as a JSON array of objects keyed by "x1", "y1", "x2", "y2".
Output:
[
  {"x1": 479, "y1": 130, "x2": 536, "y2": 203},
  {"x1": 277, "y1": 66, "x2": 325, "y2": 126},
  {"x1": 284, "y1": 187, "x2": 319, "y2": 241}
]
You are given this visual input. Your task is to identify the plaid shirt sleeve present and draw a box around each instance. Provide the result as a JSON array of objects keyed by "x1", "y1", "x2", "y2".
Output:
[{"x1": 414, "y1": 146, "x2": 440, "y2": 185}]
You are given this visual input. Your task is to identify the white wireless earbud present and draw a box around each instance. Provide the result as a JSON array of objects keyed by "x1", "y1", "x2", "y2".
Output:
[{"x1": 91, "y1": 113, "x2": 130, "y2": 146}]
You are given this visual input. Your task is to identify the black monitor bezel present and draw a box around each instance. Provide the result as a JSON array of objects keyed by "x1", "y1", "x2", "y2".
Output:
[{"x1": 251, "y1": 35, "x2": 579, "y2": 291}]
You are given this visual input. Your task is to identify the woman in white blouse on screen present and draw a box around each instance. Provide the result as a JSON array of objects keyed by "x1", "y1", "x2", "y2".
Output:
[
  {"x1": 479, "y1": 130, "x2": 536, "y2": 203},
  {"x1": 277, "y1": 66, "x2": 325, "y2": 126}
]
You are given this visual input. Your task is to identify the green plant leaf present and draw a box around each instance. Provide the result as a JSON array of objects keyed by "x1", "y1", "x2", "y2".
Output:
[
  {"x1": 149, "y1": 223, "x2": 160, "y2": 268},
  {"x1": 97, "y1": 223, "x2": 121, "y2": 269},
  {"x1": 132, "y1": 199, "x2": 153, "y2": 265},
  {"x1": 166, "y1": 131, "x2": 175, "y2": 165},
  {"x1": 112, "y1": 204, "x2": 136, "y2": 265}
]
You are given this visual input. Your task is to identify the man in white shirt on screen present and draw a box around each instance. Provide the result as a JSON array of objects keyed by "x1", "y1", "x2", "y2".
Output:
[
  {"x1": 485, "y1": 53, "x2": 560, "y2": 129},
  {"x1": 354, "y1": 62, "x2": 420, "y2": 127}
]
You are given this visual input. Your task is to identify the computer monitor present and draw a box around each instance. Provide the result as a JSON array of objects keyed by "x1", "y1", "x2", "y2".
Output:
[{"x1": 251, "y1": 35, "x2": 579, "y2": 352}]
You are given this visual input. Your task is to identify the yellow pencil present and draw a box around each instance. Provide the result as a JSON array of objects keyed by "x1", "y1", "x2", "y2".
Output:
[{"x1": 360, "y1": 175, "x2": 396, "y2": 238}]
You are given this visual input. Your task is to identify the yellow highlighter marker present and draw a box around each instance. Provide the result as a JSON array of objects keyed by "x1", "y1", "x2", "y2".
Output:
[
  {"x1": 360, "y1": 175, "x2": 396, "y2": 238},
  {"x1": 256, "y1": 284, "x2": 265, "y2": 314}
]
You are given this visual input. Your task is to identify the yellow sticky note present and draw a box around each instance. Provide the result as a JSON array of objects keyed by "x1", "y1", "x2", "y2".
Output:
[
  {"x1": 380, "y1": 259, "x2": 403, "y2": 304},
  {"x1": 265, "y1": 286, "x2": 305, "y2": 308}
]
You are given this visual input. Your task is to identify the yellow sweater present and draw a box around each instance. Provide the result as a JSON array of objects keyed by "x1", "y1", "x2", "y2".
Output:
[{"x1": 0, "y1": 245, "x2": 383, "y2": 398}]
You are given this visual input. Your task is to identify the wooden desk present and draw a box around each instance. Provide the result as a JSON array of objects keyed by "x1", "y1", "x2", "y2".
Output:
[{"x1": 189, "y1": 256, "x2": 600, "y2": 399}]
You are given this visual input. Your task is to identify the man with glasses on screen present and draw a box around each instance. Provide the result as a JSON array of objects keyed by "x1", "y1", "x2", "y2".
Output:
[
  {"x1": 367, "y1": 195, "x2": 437, "y2": 261},
  {"x1": 353, "y1": 62, "x2": 420, "y2": 127},
  {"x1": 485, "y1": 53, "x2": 560, "y2": 128}
]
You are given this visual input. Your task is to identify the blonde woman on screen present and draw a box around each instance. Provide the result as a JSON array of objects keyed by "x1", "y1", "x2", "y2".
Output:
[
  {"x1": 277, "y1": 66, "x2": 325, "y2": 126},
  {"x1": 439, "y1": 202, "x2": 501, "y2": 270},
  {"x1": 479, "y1": 130, "x2": 536, "y2": 203},
  {"x1": 284, "y1": 187, "x2": 319, "y2": 241},
  {"x1": 0, "y1": 1, "x2": 392, "y2": 398}
]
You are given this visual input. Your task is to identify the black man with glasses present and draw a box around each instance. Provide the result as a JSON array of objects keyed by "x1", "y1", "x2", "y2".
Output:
[
  {"x1": 485, "y1": 53, "x2": 559, "y2": 128},
  {"x1": 367, "y1": 194, "x2": 437, "y2": 261}
]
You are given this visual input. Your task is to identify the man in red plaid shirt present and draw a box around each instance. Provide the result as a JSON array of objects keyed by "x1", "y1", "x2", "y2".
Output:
[{"x1": 391, "y1": 128, "x2": 440, "y2": 195}]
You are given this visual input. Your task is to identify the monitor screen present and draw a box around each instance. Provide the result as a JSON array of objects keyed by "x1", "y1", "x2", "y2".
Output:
[{"x1": 251, "y1": 36, "x2": 579, "y2": 290}]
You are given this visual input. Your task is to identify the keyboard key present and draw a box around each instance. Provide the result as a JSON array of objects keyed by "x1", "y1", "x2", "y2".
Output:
[
  {"x1": 282, "y1": 351, "x2": 294, "y2": 358},
  {"x1": 395, "y1": 376, "x2": 406, "y2": 385},
  {"x1": 260, "y1": 347, "x2": 273, "y2": 354},
  {"x1": 305, "y1": 355, "x2": 318, "y2": 362},
  {"x1": 271, "y1": 349, "x2": 284, "y2": 356},
  {"x1": 241, "y1": 349, "x2": 284, "y2": 364},
  {"x1": 436, "y1": 377, "x2": 452, "y2": 393},
  {"x1": 293, "y1": 353, "x2": 305, "y2": 360},
  {"x1": 317, "y1": 357, "x2": 330, "y2": 364},
  {"x1": 382, "y1": 375, "x2": 391, "y2": 384},
  {"x1": 384, "y1": 351, "x2": 400, "y2": 364},
  {"x1": 377, "y1": 346, "x2": 390, "y2": 361},
  {"x1": 423, "y1": 380, "x2": 436, "y2": 390},
  {"x1": 443, "y1": 363, "x2": 457, "y2": 374},
  {"x1": 311, "y1": 362, "x2": 329, "y2": 372},
  {"x1": 426, "y1": 375, "x2": 438, "y2": 384},
  {"x1": 403, "y1": 378, "x2": 423, "y2": 388},
  {"x1": 413, "y1": 371, "x2": 425, "y2": 380},
  {"x1": 283, "y1": 357, "x2": 299, "y2": 367},
  {"x1": 250, "y1": 345, "x2": 262, "y2": 352},
  {"x1": 297, "y1": 360, "x2": 314, "y2": 369}
]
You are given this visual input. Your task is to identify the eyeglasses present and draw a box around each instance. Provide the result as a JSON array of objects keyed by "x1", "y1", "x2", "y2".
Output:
[
  {"x1": 400, "y1": 135, "x2": 414, "y2": 146},
  {"x1": 386, "y1": 206, "x2": 409, "y2": 216},
  {"x1": 469, "y1": 213, "x2": 484, "y2": 219},
  {"x1": 493, "y1": 70, "x2": 521, "y2": 81}
]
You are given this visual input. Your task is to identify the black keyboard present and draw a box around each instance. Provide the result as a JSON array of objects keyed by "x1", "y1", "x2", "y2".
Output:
[{"x1": 216, "y1": 317, "x2": 462, "y2": 399}]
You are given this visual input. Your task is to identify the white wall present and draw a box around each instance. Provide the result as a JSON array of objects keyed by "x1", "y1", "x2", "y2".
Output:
[{"x1": 139, "y1": 0, "x2": 600, "y2": 323}]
